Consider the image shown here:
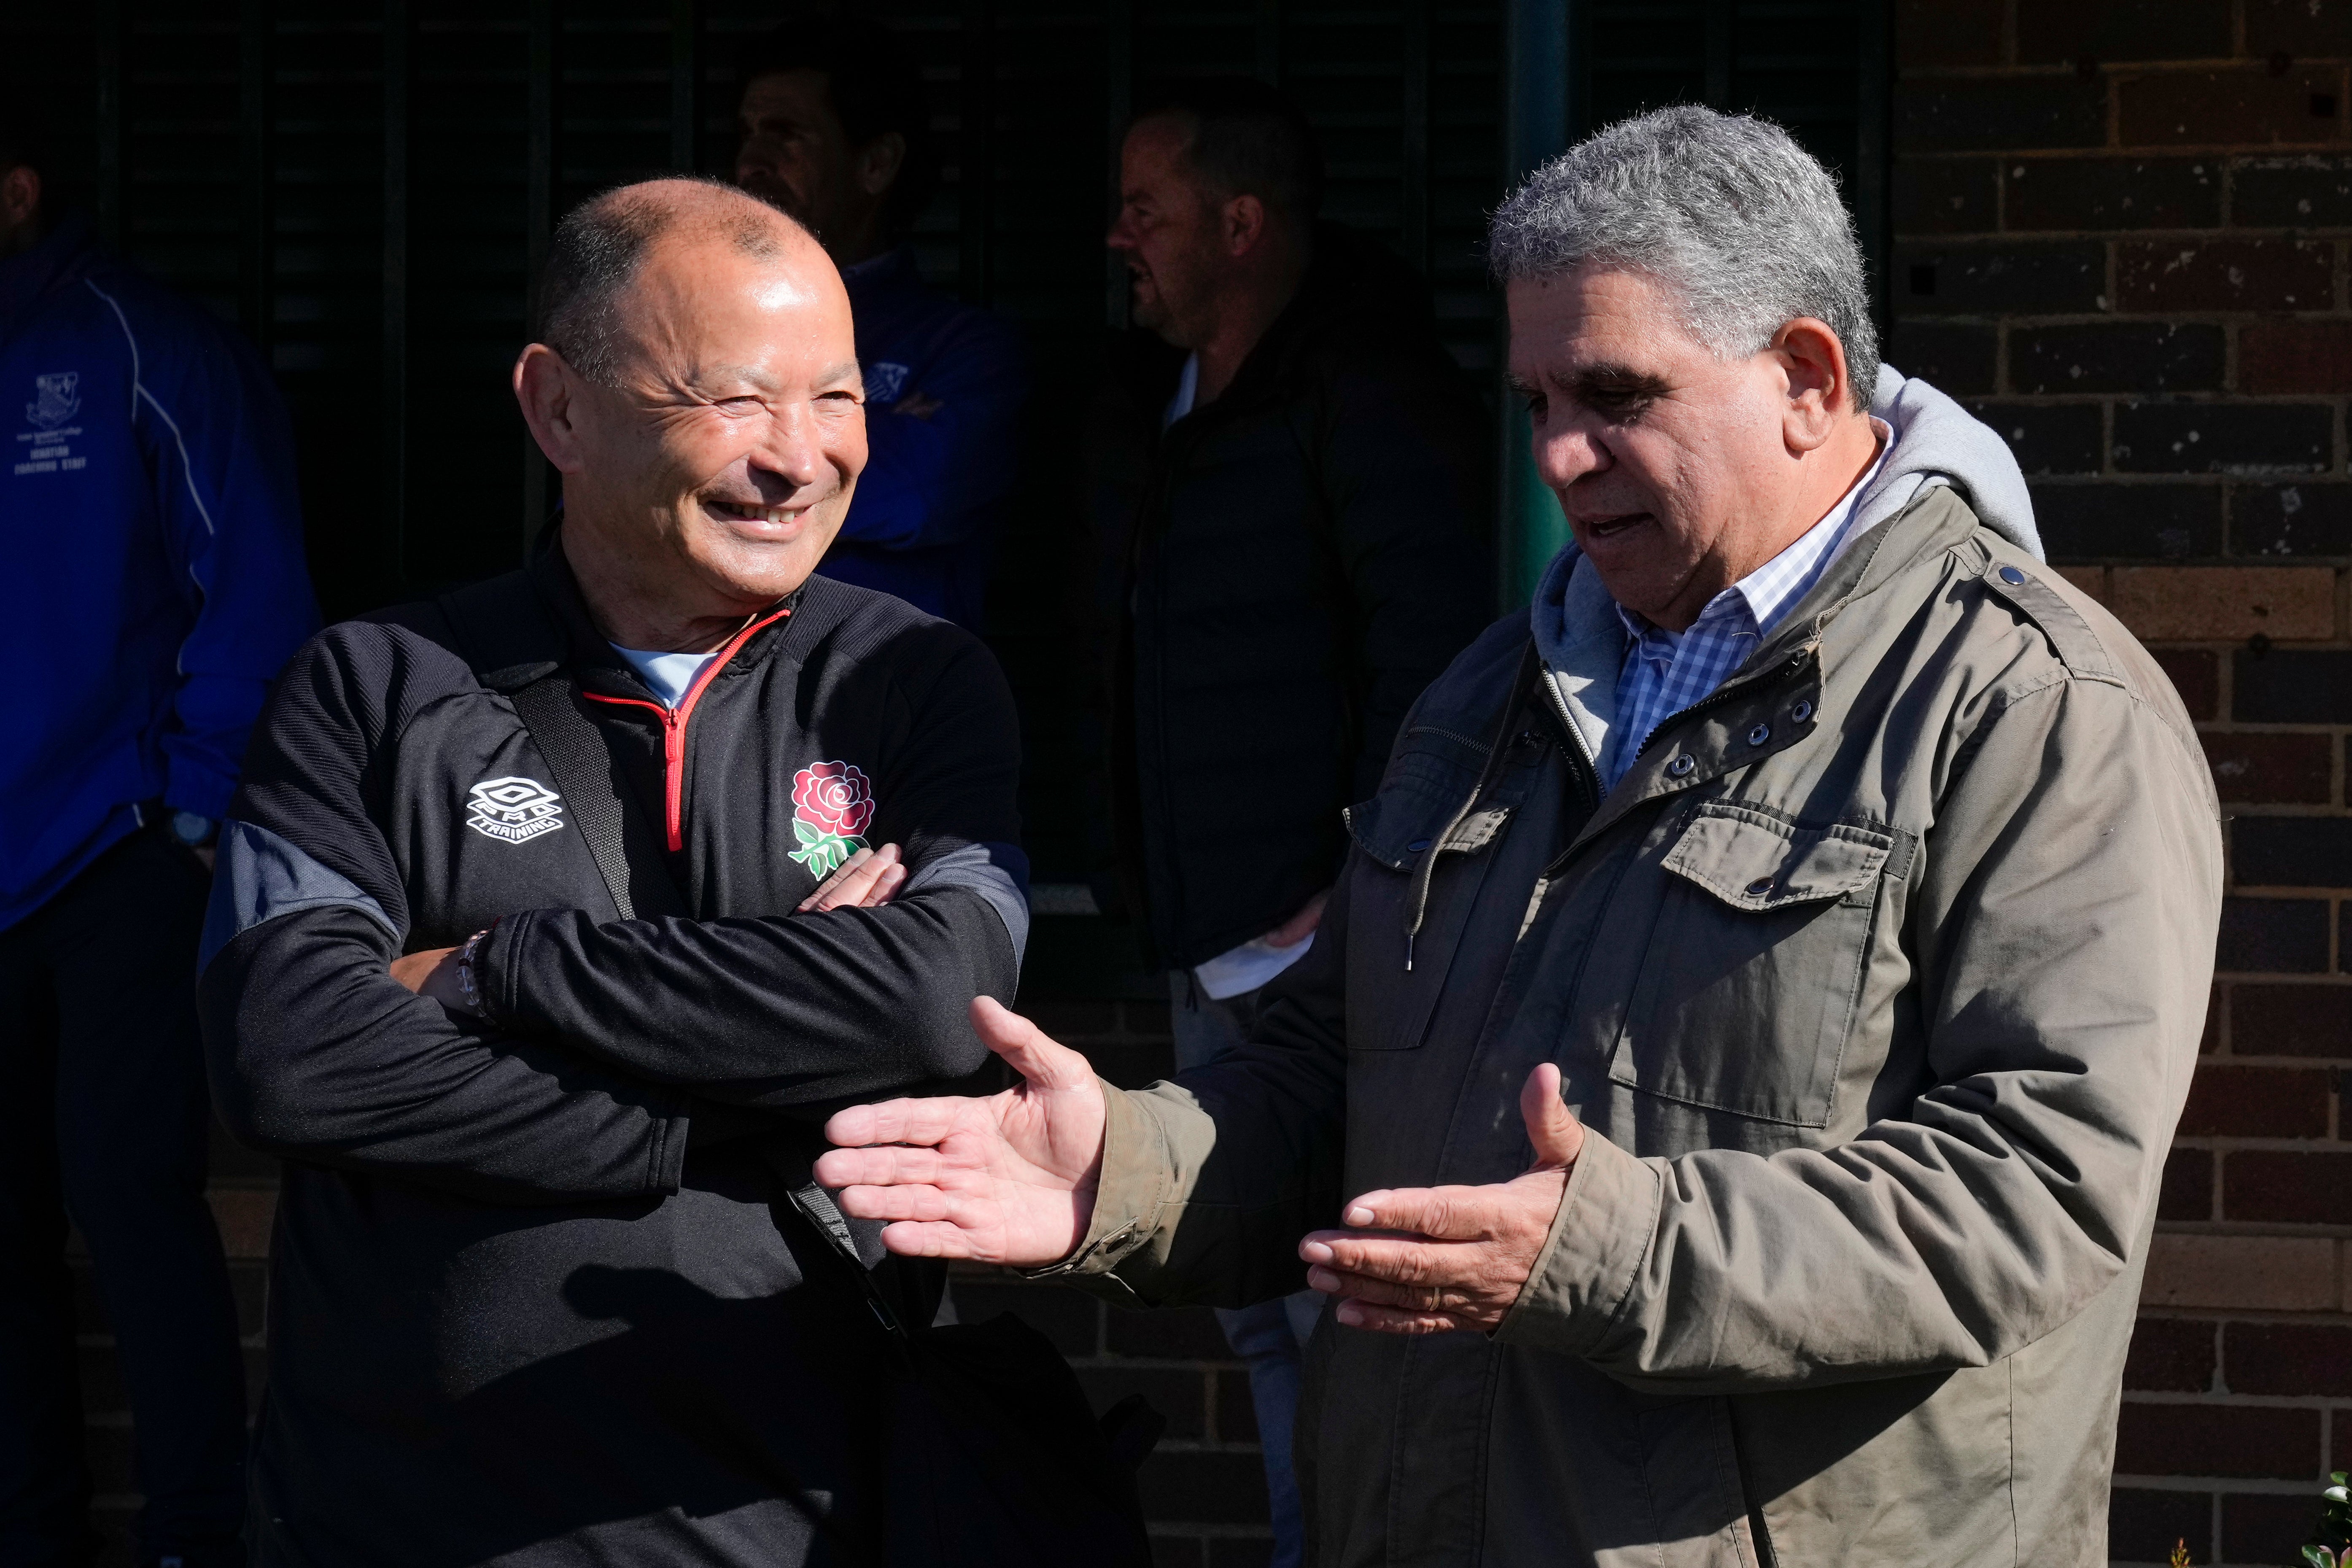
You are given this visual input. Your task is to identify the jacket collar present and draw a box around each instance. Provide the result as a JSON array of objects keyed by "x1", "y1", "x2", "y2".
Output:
[
  {"x1": 1534, "y1": 485, "x2": 1982, "y2": 848},
  {"x1": 0, "y1": 210, "x2": 101, "y2": 348},
  {"x1": 527, "y1": 527, "x2": 804, "y2": 702}
]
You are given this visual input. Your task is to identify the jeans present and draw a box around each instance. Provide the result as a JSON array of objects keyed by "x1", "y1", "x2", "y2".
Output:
[
  {"x1": 0, "y1": 831, "x2": 248, "y2": 1568},
  {"x1": 1169, "y1": 975, "x2": 1320, "y2": 1568}
]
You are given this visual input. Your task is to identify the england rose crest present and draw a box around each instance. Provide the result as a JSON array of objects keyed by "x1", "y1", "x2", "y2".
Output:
[{"x1": 789, "y1": 760, "x2": 874, "y2": 877}]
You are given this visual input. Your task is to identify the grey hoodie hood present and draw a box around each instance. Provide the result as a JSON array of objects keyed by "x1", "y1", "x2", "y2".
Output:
[{"x1": 1526, "y1": 364, "x2": 2042, "y2": 768}]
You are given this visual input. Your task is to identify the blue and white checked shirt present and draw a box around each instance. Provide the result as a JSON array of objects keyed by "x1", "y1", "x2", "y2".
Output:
[{"x1": 1602, "y1": 436, "x2": 1890, "y2": 789}]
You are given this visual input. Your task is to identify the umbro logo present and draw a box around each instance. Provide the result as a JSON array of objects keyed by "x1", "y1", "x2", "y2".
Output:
[{"x1": 465, "y1": 776, "x2": 564, "y2": 844}]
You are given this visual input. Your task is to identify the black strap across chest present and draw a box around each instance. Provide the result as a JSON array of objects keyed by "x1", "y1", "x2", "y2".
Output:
[{"x1": 436, "y1": 571, "x2": 687, "y2": 923}]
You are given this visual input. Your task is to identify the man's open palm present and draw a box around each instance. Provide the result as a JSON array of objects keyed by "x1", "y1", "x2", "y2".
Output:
[{"x1": 816, "y1": 997, "x2": 1107, "y2": 1264}]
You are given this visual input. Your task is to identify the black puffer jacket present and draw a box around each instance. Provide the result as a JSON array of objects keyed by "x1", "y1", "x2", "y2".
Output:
[{"x1": 1088, "y1": 226, "x2": 1494, "y2": 968}]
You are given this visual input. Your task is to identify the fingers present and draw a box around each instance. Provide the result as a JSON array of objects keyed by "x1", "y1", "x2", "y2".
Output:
[
  {"x1": 797, "y1": 843, "x2": 904, "y2": 912},
  {"x1": 1303, "y1": 1263, "x2": 1470, "y2": 1313},
  {"x1": 877, "y1": 1220, "x2": 983, "y2": 1260},
  {"x1": 1299, "y1": 1227, "x2": 1452, "y2": 1284},
  {"x1": 814, "y1": 1142, "x2": 956, "y2": 1189},
  {"x1": 970, "y1": 996, "x2": 1096, "y2": 1092},
  {"x1": 1264, "y1": 886, "x2": 1331, "y2": 949},
  {"x1": 833, "y1": 1182, "x2": 960, "y2": 1223},
  {"x1": 1331, "y1": 1184, "x2": 1494, "y2": 1241},
  {"x1": 822, "y1": 1094, "x2": 975, "y2": 1151},
  {"x1": 1330, "y1": 1297, "x2": 1473, "y2": 1336},
  {"x1": 1519, "y1": 1062, "x2": 1586, "y2": 1170}
]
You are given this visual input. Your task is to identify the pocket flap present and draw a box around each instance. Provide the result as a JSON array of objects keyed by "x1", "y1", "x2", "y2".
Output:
[
  {"x1": 1660, "y1": 804, "x2": 1895, "y2": 911},
  {"x1": 1345, "y1": 792, "x2": 1512, "y2": 871}
]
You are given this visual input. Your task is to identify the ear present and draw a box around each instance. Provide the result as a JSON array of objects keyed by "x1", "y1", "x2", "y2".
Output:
[
  {"x1": 855, "y1": 132, "x2": 907, "y2": 199},
  {"x1": 0, "y1": 166, "x2": 40, "y2": 228},
  {"x1": 513, "y1": 343, "x2": 591, "y2": 474},
  {"x1": 1770, "y1": 317, "x2": 1852, "y2": 455},
  {"x1": 1221, "y1": 192, "x2": 1268, "y2": 258}
]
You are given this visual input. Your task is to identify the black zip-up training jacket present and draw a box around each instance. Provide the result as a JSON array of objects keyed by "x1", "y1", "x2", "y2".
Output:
[
  {"x1": 1086, "y1": 224, "x2": 1495, "y2": 969},
  {"x1": 197, "y1": 539, "x2": 1026, "y2": 1567}
]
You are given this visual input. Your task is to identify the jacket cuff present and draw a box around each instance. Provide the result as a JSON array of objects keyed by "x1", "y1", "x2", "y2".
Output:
[
  {"x1": 648, "y1": 1098, "x2": 692, "y2": 1196},
  {"x1": 1021, "y1": 1079, "x2": 1166, "y2": 1287},
  {"x1": 1494, "y1": 1126, "x2": 1661, "y2": 1357},
  {"x1": 476, "y1": 908, "x2": 539, "y2": 1027}
]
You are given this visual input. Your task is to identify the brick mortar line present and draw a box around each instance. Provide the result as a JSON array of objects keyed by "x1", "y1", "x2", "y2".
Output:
[
  {"x1": 1902, "y1": 230, "x2": 2352, "y2": 241},
  {"x1": 1897, "y1": 149, "x2": 2352, "y2": 163},
  {"x1": 2112, "y1": 1476, "x2": 2343, "y2": 1493},
  {"x1": 1905, "y1": 141, "x2": 2352, "y2": 160},
  {"x1": 2136, "y1": 1307, "x2": 2352, "y2": 1323},
  {"x1": 2190, "y1": 1056, "x2": 2352, "y2": 1067},
  {"x1": 2123, "y1": 1392, "x2": 2352, "y2": 1407},
  {"x1": 2154, "y1": 1220, "x2": 2352, "y2": 1235},
  {"x1": 1899, "y1": 62, "x2": 2352, "y2": 82}
]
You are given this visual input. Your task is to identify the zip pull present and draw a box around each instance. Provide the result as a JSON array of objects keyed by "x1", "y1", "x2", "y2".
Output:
[{"x1": 1518, "y1": 876, "x2": 1551, "y2": 942}]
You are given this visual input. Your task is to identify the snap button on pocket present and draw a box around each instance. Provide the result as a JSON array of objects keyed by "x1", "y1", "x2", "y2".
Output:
[
  {"x1": 1999, "y1": 565, "x2": 2026, "y2": 585},
  {"x1": 1746, "y1": 723, "x2": 1770, "y2": 746},
  {"x1": 1666, "y1": 754, "x2": 1697, "y2": 779},
  {"x1": 1745, "y1": 877, "x2": 1773, "y2": 895},
  {"x1": 1406, "y1": 838, "x2": 1432, "y2": 852},
  {"x1": 1792, "y1": 699, "x2": 1814, "y2": 723}
]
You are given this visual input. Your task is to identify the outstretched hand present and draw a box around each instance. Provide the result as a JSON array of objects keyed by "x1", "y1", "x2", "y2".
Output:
[
  {"x1": 816, "y1": 997, "x2": 1108, "y2": 1264},
  {"x1": 1299, "y1": 1063, "x2": 1583, "y2": 1335}
]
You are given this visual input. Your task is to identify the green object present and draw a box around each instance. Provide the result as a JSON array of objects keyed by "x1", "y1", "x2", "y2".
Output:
[
  {"x1": 1496, "y1": 0, "x2": 1573, "y2": 610},
  {"x1": 2303, "y1": 1471, "x2": 2352, "y2": 1567},
  {"x1": 1502, "y1": 413, "x2": 1571, "y2": 609}
]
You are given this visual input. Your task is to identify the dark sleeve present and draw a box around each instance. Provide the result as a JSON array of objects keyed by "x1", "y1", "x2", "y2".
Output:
[
  {"x1": 199, "y1": 626, "x2": 692, "y2": 1205},
  {"x1": 477, "y1": 632, "x2": 1028, "y2": 1114},
  {"x1": 1317, "y1": 353, "x2": 1497, "y2": 801},
  {"x1": 835, "y1": 311, "x2": 1028, "y2": 554},
  {"x1": 136, "y1": 300, "x2": 320, "y2": 819}
]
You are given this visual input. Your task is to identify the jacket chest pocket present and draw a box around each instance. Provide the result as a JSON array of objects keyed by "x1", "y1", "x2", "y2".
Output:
[
  {"x1": 1342, "y1": 731, "x2": 1525, "y2": 1053},
  {"x1": 1608, "y1": 801, "x2": 1909, "y2": 1128}
]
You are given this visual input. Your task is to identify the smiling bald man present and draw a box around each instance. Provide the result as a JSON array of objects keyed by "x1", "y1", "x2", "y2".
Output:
[{"x1": 196, "y1": 179, "x2": 1027, "y2": 1565}]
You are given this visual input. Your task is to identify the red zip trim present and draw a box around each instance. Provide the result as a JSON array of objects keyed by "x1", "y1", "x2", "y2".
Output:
[{"x1": 582, "y1": 605, "x2": 792, "y2": 851}]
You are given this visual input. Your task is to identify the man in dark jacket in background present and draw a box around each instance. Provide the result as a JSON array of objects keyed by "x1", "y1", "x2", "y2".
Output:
[
  {"x1": 0, "y1": 118, "x2": 316, "y2": 1567},
  {"x1": 1089, "y1": 81, "x2": 1492, "y2": 1568},
  {"x1": 734, "y1": 14, "x2": 1026, "y2": 632},
  {"x1": 199, "y1": 179, "x2": 1026, "y2": 1564}
]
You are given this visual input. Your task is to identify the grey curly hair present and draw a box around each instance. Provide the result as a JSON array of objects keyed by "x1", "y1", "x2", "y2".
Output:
[{"x1": 1488, "y1": 104, "x2": 1878, "y2": 410}]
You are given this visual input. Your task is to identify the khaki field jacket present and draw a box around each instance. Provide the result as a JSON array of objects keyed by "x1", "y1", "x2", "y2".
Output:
[{"x1": 1048, "y1": 488, "x2": 2223, "y2": 1567}]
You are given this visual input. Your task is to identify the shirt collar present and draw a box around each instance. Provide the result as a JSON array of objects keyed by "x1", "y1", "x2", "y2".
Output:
[{"x1": 1613, "y1": 419, "x2": 1892, "y2": 650}]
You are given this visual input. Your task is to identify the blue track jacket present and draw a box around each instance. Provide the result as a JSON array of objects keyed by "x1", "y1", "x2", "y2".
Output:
[
  {"x1": 0, "y1": 212, "x2": 316, "y2": 929},
  {"x1": 815, "y1": 246, "x2": 1025, "y2": 631}
]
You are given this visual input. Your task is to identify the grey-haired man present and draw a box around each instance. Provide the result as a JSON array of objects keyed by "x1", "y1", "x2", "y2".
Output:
[{"x1": 820, "y1": 106, "x2": 2221, "y2": 1565}]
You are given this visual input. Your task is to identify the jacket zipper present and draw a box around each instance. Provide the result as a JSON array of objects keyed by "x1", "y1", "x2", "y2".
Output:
[
  {"x1": 1534, "y1": 665, "x2": 1601, "y2": 819},
  {"x1": 580, "y1": 606, "x2": 792, "y2": 853}
]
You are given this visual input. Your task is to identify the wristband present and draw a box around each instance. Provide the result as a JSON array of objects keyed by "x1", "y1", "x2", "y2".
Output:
[{"x1": 453, "y1": 922, "x2": 497, "y2": 1018}]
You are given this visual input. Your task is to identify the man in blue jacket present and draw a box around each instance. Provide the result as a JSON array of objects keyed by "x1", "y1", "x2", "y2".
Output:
[
  {"x1": 0, "y1": 118, "x2": 316, "y2": 1567},
  {"x1": 733, "y1": 16, "x2": 1026, "y2": 633}
]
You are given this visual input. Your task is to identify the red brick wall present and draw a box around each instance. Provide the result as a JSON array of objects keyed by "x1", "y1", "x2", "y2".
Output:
[{"x1": 1896, "y1": 3, "x2": 2352, "y2": 1563}]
